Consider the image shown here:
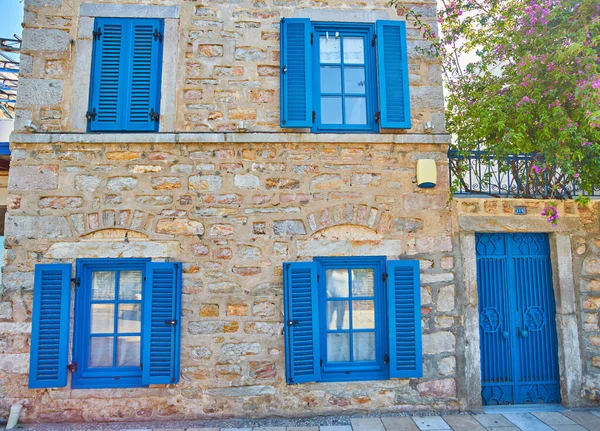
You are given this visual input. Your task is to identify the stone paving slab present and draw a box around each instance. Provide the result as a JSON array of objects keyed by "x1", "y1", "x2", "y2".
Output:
[
  {"x1": 412, "y1": 416, "x2": 451, "y2": 430},
  {"x1": 442, "y1": 415, "x2": 486, "y2": 431},
  {"x1": 548, "y1": 425, "x2": 589, "y2": 431},
  {"x1": 472, "y1": 414, "x2": 515, "y2": 428},
  {"x1": 532, "y1": 412, "x2": 577, "y2": 426},
  {"x1": 502, "y1": 413, "x2": 555, "y2": 431},
  {"x1": 350, "y1": 418, "x2": 385, "y2": 431},
  {"x1": 380, "y1": 417, "x2": 419, "y2": 431},
  {"x1": 561, "y1": 411, "x2": 600, "y2": 430}
]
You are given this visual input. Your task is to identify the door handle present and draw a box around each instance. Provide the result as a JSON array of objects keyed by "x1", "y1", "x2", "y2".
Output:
[
  {"x1": 519, "y1": 328, "x2": 529, "y2": 338},
  {"x1": 287, "y1": 320, "x2": 299, "y2": 327},
  {"x1": 502, "y1": 331, "x2": 509, "y2": 339},
  {"x1": 165, "y1": 319, "x2": 177, "y2": 326}
]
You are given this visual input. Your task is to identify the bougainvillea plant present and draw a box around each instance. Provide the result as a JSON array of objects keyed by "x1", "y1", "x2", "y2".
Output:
[{"x1": 391, "y1": 0, "x2": 600, "y2": 224}]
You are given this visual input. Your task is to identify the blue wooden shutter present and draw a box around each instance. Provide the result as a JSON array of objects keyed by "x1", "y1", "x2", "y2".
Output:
[
  {"x1": 124, "y1": 19, "x2": 163, "y2": 132},
  {"x1": 387, "y1": 260, "x2": 422, "y2": 378},
  {"x1": 88, "y1": 18, "x2": 126, "y2": 132},
  {"x1": 283, "y1": 262, "x2": 321, "y2": 384},
  {"x1": 29, "y1": 264, "x2": 72, "y2": 389},
  {"x1": 376, "y1": 21, "x2": 411, "y2": 129},
  {"x1": 142, "y1": 262, "x2": 181, "y2": 385},
  {"x1": 280, "y1": 18, "x2": 313, "y2": 128}
]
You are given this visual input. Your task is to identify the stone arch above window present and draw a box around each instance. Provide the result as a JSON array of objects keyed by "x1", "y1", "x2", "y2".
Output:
[
  {"x1": 306, "y1": 204, "x2": 392, "y2": 235},
  {"x1": 70, "y1": 210, "x2": 154, "y2": 238}
]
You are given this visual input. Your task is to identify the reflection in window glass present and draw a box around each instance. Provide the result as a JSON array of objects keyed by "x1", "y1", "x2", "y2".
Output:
[
  {"x1": 89, "y1": 337, "x2": 114, "y2": 368},
  {"x1": 327, "y1": 333, "x2": 350, "y2": 362},
  {"x1": 320, "y1": 66, "x2": 342, "y2": 93},
  {"x1": 352, "y1": 269, "x2": 375, "y2": 296},
  {"x1": 91, "y1": 304, "x2": 115, "y2": 334},
  {"x1": 346, "y1": 97, "x2": 367, "y2": 125},
  {"x1": 117, "y1": 336, "x2": 141, "y2": 367},
  {"x1": 326, "y1": 269, "x2": 349, "y2": 297},
  {"x1": 353, "y1": 332, "x2": 376, "y2": 361},
  {"x1": 343, "y1": 37, "x2": 365, "y2": 64},
  {"x1": 344, "y1": 67, "x2": 366, "y2": 94},
  {"x1": 320, "y1": 36, "x2": 341, "y2": 63},
  {"x1": 352, "y1": 300, "x2": 375, "y2": 329},
  {"x1": 92, "y1": 271, "x2": 115, "y2": 300},
  {"x1": 327, "y1": 301, "x2": 349, "y2": 330},
  {"x1": 118, "y1": 304, "x2": 141, "y2": 333},
  {"x1": 321, "y1": 97, "x2": 343, "y2": 124},
  {"x1": 119, "y1": 271, "x2": 142, "y2": 300}
]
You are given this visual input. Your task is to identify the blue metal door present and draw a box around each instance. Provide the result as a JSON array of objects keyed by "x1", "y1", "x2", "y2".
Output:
[{"x1": 476, "y1": 233, "x2": 560, "y2": 405}]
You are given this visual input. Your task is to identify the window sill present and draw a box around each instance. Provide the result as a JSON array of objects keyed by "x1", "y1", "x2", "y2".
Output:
[{"x1": 11, "y1": 132, "x2": 451, "y2": 145}]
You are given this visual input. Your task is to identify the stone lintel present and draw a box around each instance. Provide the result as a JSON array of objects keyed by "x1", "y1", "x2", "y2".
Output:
[{"x1": 80, "y1": 3, "x2": 180, "y2": 18}]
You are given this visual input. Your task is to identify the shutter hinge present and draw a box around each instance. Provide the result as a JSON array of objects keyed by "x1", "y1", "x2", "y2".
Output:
[
  {"x1": 375, "y1": 112, "x2": 381, "y2": 124},
  {"x1": 140, "y1": 362, "x2": 143, "y2": 371},
  {"x1": 382, "y1": 272, "x2": 388, "y2": 283},
  {"x1": 67, "y1": 362, "x2": 78, "y2": 373},
  {"x1": 153, "y1": 29, "x2": 163, "y2": 43},
  {"x1": 86, "y1": 108, "x2": 97, "y2": 122},
  {"x1": 93, "y1": 28, "x2": 102, "y2": 40},
  {"x1": 312, "y1": 111, "x2": 316, "y2": 123},
  {"x1": 165, "y1": 319, "x2": 178, "y2": 326},
  {"x1": 317, "y1": 274, "x2": 320, "y2": 282},
  {"x1": 149, "y1": 108, "x2": 160, "y2": 122},
  {"x1": 384, "y1": 354, "x2": 389, "y2": 364},
  {"x1": 320, "y1": 359, "x2": 323, "y2": 367},
  {"x1": 71, "y1": 277, "x2": 81, "y2": 288},
  {"x1": 372, "y1": 34, "x2": 377, "y2": 47},
  {"x1": 311, "y1": 33, "x2": 314, "y2": 45},
  {"x1": 282, "y1": 65, "x2": 287, "y2": 74}
]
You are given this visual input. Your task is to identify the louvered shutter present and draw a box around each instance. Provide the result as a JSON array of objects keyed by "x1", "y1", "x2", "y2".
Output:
[
  {"x1": 283, "y1": 262, "x2": 321, "y2": 384},
  {"x1": 88, "y1": 19, "x2": 126, "y2": 131},
  {"x1": 29, "y1": 264, "x2": 72, "y2": 389},
  {"x1": 376, "y1": 21, "x2": 411, "y2": 129},
  {"x1": 387, "y1": 260, "x2": 422, "y2": 378},
  {"x1": 280, "y1": 18, "x2": 313, "y2": 128},
  {"x1": 142, "y1": 262, "x2": 181, "y2": 385},
  {"x1": 124, "y1": 19, "x2": 163, "y2": 132}
]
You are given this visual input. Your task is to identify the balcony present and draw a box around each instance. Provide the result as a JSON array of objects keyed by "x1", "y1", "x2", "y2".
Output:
[{"x1": 448, "y1": 147, "x2": 600, "y2": 199}]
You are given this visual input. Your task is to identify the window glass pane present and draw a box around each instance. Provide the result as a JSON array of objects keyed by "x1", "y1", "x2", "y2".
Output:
[
  {"x1": 89, "y1": 337, "x2": 113, "y2": 367},
  {"x1": 352, "y1": 300, "x2": 375, "y2": 329},
  {"x1": 326, "y1": 269, "x2": 349, "y2": 297},
  {"x1": 327, "y1": 333, "x2": 350, "y2": 362},
  {"x1": 353, "y1": 332, "x2": 376, "y2": 361},
  {"x1": 119, "y1": 271, "x2": 142, "y2": 300},
  {"x1": 343, "y1": 37, "x2": 364, "y2": 64},
  {"x1": 326, "y1": 301, "x2": 349, "y2": 330},
  {"x1": 91, "y1": 304, "x2": 115, "y2": 333},
  {"x1": 92, "y1": 271, "x2": 115, "y2": 300},
  {"x1": 118, "y1": 304, "x2": 142, "y2": 333},
  {"x1": 344, "y1": 67, "x2": 366, "y2": 94},
  {"x1": 345, "y1": 97, "x2": 367, "y2": 125},
  {"x1": 320, "y1": 35, "x2": 341, "y2": 63},
  {"x1": 352, "y1": 269, "x2": 374, "y2": 296},
  {"x1": 321, "y1": 97, "x2": 343, "y2": 124},
  {"x1": 320, "y1": 66, "x2": 341, "y2": 93},
  {"x1": 117, "y1": 336, "x2": 141, "y2": 367}
]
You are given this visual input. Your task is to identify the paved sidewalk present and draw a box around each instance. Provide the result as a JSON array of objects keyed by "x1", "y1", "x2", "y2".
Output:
[{"x1": 13, "y1": 409, "x2": 600, "y2": 431}]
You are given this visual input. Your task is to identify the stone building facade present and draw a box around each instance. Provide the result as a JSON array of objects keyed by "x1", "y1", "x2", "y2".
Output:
[{"x1": 0, "y1": 0, "x2": 598, "y2": 423}]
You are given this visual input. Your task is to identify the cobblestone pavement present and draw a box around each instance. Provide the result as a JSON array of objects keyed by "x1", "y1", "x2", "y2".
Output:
[{"x1": 11, "y1": 410, "x2": 600, "y2": 431}]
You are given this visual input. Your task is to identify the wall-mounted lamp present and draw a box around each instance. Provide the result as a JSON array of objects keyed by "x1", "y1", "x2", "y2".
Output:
[{"x1": 417, "y1": 159, "x2": 437, "y2": 188}]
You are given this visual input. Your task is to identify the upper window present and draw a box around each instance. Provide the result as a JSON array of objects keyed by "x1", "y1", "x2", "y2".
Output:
[
  {"x1": 280, "y1": 19, "x2": 411, "y2": 132},
  {"x1": 87, "y1": 18, "x2": 164, "y2": 133},
  {"x1": 28, "y1": 259, "x2": 182, "y2": 390},
  {"x1": 283, "y1": 257, "x2": 422, "y2": 384}
]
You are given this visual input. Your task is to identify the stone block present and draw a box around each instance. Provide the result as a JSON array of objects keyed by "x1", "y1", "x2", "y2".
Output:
[
  {"x1": 5, "y1": 215, "x2": 71, "y2": 239},
  {"x1": 437, "y1": 285, "x2": 456, "y2": 312},
  {"x1": 22, "y1": 28, "x2": 69, "y2": 51},
  {"x1": 74, "y1": 175, "x2": 102, "y2": 192},
  {"x1": 9, "y1": 165, "x2": 58, "y2": 190},
  {"x1": 191, "y1": 346, "x2": 212, "y2": 359},
  {"x1": 189, "y1": 175, "x2": 222, "y2": 192},
  {"x1": 17, "y1": 78, "x2": 63, "y2": 105},
  {"x1": 39, "y1": 196, "x2": 83, "y2": 209},
  {"x1": 273, "y1": 220, "x2": 306, "y2": 236},
  {"x1": 107, "y1": 177, "x2": 138, "y2": 192},
  {"x1": 221, "y1": 343, "x2": 261, "y2": 356},
  {"x1": 156, "y1": 219, "x2": 204, "y2": 236},
  {"x1": 245, "y1": 322, "x2": 283, "y2": 335},
  {"x1": 423, "y1": 331, "x2": 456, "y2": 354},
  {"x1": 417, "y1": 378, "x2": 457, "y2": 398},
  {"x1": 188, "y1": 321, "x2": 239, "y2": 334}
]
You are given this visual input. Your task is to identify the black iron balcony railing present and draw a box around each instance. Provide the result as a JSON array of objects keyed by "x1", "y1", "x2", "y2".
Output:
[{"x1": 448, "y1": 148, "x2": 600, "y2": 198}]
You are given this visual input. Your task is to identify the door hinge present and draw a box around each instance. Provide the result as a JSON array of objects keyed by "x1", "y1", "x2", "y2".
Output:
[
  {"x1": 320, "y1": 359, "x2": 323, "y2": 367},
  {"x1": 153, "y1": 29, "x2": 163, "y2": 42},
  {"x1": 282, "y1": 66, "x2": 287, "y2": 74},
  {"x1": 312, "y1": 111, "x2": 316, "y2": 123},
  {"x1": 93, "y1": 28, "x2": 102, "y2": 40},
  {"x1": 372, "y1": 34, "x2": 377, "y2": 47},
  {"x1": 86, "y1": 108, "x2": 97, "y2": 122},
  {"x1": 311, "y1": 33, "x2": 314, "y2": 45},
  {"x1": 149, "y1": 108, "x2": 160, "y2": 122},
  {"x1": 375, "y1": 112, "x2": 381, "y2": 124},
  {"x1": 384, "y1": 354, "x2": 389, "y2": 364},
  {"x1": 67, "y1": 362, "x2": 78, "y2": 373},
  {"x1": 140, "y1": 363, "x2": 143, "y2": 371},
  {"x1": 71, "y1": 277, "x2": 81, "y2": 288},
  {"x1": 382, "y1": 272, "x2": 388, "y2": 283},
  {"x1": 317, "y1": 274, "x2": 320, "y2": 282}
]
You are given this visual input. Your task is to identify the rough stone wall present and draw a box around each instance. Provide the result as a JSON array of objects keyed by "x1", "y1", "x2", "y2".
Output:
[
  {"x1": 15, "y1": 0, "x2": 444, "y2": 134},
  {"x1": 0, "y1": 142, "x2": 460, "y2": 421},
  {"x1": 453, "y1": 199, "x2": 600, "y2": 406}
]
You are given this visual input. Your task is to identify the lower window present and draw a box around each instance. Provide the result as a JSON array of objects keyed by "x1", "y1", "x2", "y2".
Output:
[
  {"x1": 72, "y1": 259, "x2": 149, "y2": 388},
  {"x1": 284, "y1": 256, "x2": 422, "y2": 384}
]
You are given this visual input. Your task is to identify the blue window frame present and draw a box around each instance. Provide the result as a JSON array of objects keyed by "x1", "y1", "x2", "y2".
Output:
[
  {"x1": 87, "y1": 18, "x2": 164, "y2": 133},
  {"x1": 283, "y1": 257, "x2": 421, "y2": 384},
  {"x1": 72, "y1": 258, "x2": 150, "y2": 389},
  {"x1": 312, "y1": 23, "x2": 378, "y2": 133},
  {"x1": 280, "y1": 19, "x2": 411, "y2": 132},
  {"x1": 316, "y1": 257, "x2": 388, "y2": 381}
]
